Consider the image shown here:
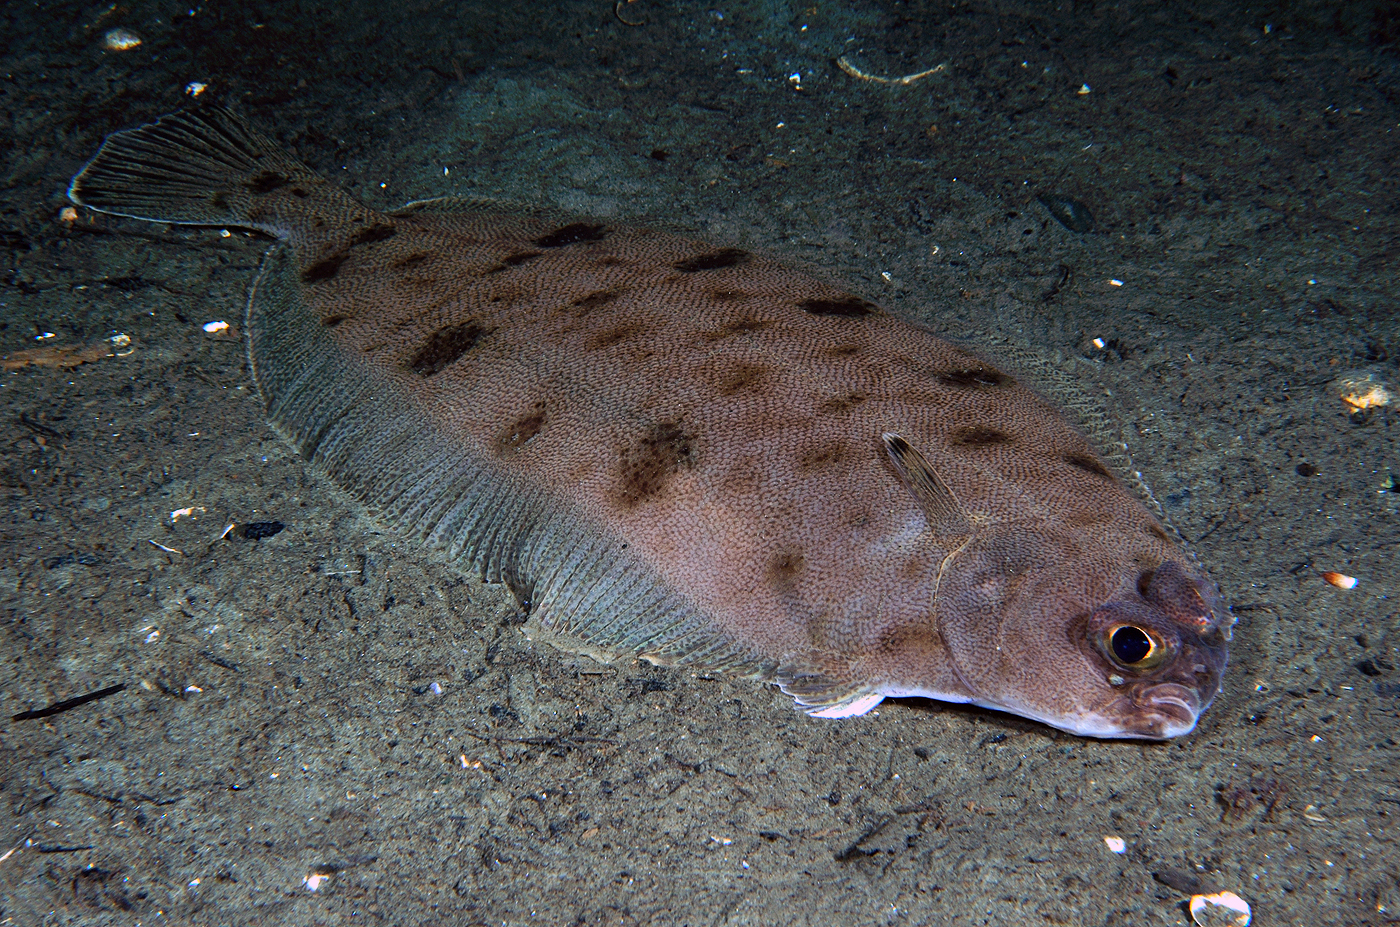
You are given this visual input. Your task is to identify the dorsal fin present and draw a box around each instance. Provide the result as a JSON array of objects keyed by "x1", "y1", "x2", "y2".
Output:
[{"x1": 881, "y1": 433, "x2": 975, "y2": 539}]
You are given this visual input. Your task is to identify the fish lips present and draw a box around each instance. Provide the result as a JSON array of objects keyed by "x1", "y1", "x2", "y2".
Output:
[{"x1": 1114, "y1": 680, "x2": 1204, "y2": 739}]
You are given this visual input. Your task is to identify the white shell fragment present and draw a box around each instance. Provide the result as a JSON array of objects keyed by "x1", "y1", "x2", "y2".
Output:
[
  {"x1": 1190, "y1": 891, "x2": 1251, "y2": 927},
  {"x1": 1334, "y1": 367, "x2": 1392, "y2": 413},
  {"x1": 1321, "y1": 571, "x2": 1358, "y2": 590},
  {"x1": 102, "y1": 28, "x2": 143, "y2": 51},
  {"x1": 1102, "y1": 835, "x2": 1126, "y2": 853}
]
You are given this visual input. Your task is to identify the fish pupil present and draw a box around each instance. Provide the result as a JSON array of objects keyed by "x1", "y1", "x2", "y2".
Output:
[{"x1": 1111, "y1": 626, "x2": 1153, "y2": 664}]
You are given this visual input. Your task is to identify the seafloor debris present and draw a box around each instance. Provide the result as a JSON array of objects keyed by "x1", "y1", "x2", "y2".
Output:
[
  {"x1": 614, "y1": 0, "x2": 644, "y2": 26},
  {"x1": 1, "y1": 334, "x2": 131, "y2": 370},
  {"x1": 1038, "y1": 193, "x2": 1096, "y2": 232},
  {"x1": 837, "y1": 56, "x2": 947, "y2": 86},
  {"x1": 1189, "y1": 891, "x2": 1251, "y2": 927},
  {"x1": 1321, "y1": 570, "x2": 1358, "y2": 590},
  {"x1": 102, "y1": 28, "x2": 142, "y2": 51},
  {"x1": 1334, "y1": 367, "x2": 1391, "y2": 414}
]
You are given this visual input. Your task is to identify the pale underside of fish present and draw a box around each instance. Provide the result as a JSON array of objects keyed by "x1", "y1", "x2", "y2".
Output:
[{"x1": 68, "y1": 108, "x2": 1231, "y2": 739}]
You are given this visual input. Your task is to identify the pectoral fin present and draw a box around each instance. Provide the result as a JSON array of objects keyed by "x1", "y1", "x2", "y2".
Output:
[
  {"x1": 881, "y1": 433, "x2": 975, "y2": 539},
  {"x1": 774, "y1": 661, "x2": 884, "y2": 718}
]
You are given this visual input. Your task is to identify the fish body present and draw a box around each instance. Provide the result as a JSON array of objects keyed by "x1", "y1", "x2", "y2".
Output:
[{"x1": 69, "y1": 109, "x2": 1230, "y2": 738}]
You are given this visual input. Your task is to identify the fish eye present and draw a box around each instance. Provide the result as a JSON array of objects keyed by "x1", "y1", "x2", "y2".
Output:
[{"x1": 1104, "y1": 625, "x2": 1168, "y2": 670}]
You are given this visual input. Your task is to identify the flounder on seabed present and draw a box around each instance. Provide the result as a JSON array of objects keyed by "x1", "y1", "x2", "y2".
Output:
[{"x1": 69, "y1": 108, "x2": 1231, "y2": 738}]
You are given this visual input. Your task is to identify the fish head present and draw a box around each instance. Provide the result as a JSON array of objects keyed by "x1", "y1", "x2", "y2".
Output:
[{"x1": 934, "y1": 526, "x2": 1229, "y2": 739}]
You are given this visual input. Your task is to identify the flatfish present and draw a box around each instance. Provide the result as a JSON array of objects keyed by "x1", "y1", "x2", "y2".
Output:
[{"x1": 69, "y1": 108, "x2": 1230, "y2": 738}]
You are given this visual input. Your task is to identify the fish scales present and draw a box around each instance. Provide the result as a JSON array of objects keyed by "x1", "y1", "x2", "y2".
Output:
[{"x1": 69, "y1": 109, "x2": 1231, "y2": 738}]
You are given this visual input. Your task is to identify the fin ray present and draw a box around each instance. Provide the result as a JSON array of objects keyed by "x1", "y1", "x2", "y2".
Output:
[{"x1": 881, "y1": 433, "x2": 975, "y2": 538}]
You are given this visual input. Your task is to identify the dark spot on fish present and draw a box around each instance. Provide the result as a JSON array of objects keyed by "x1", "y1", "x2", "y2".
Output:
[
  {"x1": 321, "y1": 313, "x2": 350, "y2": 327},
  {"x1": 409, "y1": 321, "x2": 493, "y2": 377},
  {"x1": 702, "y1": 317, "x2": 771, "y2": 341},
  {"x1": 938, "y1": 367, "x2": 1009, "y2": 389},
  {"x1": 596, "y1": 255, "x2": 626, "y2": 267},
  {"x1": 484, "y1": 250, "x2": 543, "y2": 275},
  {"x1": 614, "y1": 421, "x2": 695, "y2": 508},
  {"x1": 291, "y1": 187, "x2": 309, "y2": 198},
  {"x1": 302, "y1": 253, "x2": 347, "y2": 282},
  {"x1": 798, "y1": 296, "x2": 877, "y2": 318},
  {"x1": 247, "y1": 170, "x2": 289, "y2": 194},
  {"x1": 534, "y1": 223, "x2": 608, "y2": 248},
  {"x1": 393, "y1": 251, "x2": 431, "y2": 269},
  {"x1": 210, "y1": 191, "x2": 229, "y2": 209},
  {"x1": 820, "y1": 392, "x2": 867, "y2": 414},
  {"x1": 572, "y1": 289, "x2": 625, "y2": 314},
  {"x1": 497, "y1": 402, "x2": 547, "y2": 455},
  {"x1": 1147, "y1": 523, "x2": 1172, "y2": 542},
  {"x1": 1038, "y1": 194, "x2": 1096, "y2": 233},
  {"x1": 1065, "y1": 453, "x2": 1114, "y2": 480},
  {"x1": 301, "y1": 223, "x2": 397, "y2": 282},
  {"x1": 766, "y1": 548, "x2": 805, "y2": 589},
  {"x1": 239, "y1": 521, "x2": 284, "y2": 540},
  {"x1": 348, "y1": 223, "x2": 397, "y2": 247},
  {"x1": 798, "y1": 443, "x2": 846, "y2": 471},
  {"x1": 950, "y1": 426, "x2": 1013, "y2": 447},
  {"x1": 674, "y1": 248, "x2": 750, "y2": 272},
  {"x1": 825, "y1": 344, "x2": 862, "y2": 357},
  {"x1": 716, "y1": 362, "x2": 768, "y2": 396},
  {"x1": 588, "y1": 322, "x2": 646, "y2": 350}
]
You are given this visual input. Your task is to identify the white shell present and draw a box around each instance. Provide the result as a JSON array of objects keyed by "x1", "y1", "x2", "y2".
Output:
[
  {"x1": 102, "y1": 28, "x2": 143, "y2": 51},
  {"x1": 1190, "y1": 891, "x2": 1251, "y2": 927}
]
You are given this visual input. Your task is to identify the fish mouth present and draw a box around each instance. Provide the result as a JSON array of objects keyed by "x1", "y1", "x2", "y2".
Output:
[{"x1": 1129, "y1": 682, "x2": 1201, "y2": 738}]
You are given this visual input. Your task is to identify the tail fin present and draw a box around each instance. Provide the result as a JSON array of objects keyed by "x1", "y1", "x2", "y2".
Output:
[{"x1": 68, "y1": 107, "x2": 365, "y2": 239}]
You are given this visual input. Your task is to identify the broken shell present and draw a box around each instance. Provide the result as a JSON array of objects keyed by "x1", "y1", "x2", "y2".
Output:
[
  {"x1": 102, "y1": 28, "x2": 143, "y2": 51},
  {"x1": 1190, "y1": 891, "x2": 1251, "y2": 927},
  {"x1": 1321, "y1": 571, "x2": 1358, "y2": 590},
  {"x1": 1334, "y1": 367, "x2": 1392, "y2": 413}
]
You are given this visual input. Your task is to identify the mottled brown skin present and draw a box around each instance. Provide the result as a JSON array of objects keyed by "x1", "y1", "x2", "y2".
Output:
[{"x1": 68, "y1": 109, "x2": 1231, "y2": 738}]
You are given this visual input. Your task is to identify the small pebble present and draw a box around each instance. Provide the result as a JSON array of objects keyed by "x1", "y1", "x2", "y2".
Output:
[
  {"x1": 103, "y1": 28, "x2": 143, "y2": 51},
  {"x1": 239, "y1": 521, "x2": 285, "y2": 540}
]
